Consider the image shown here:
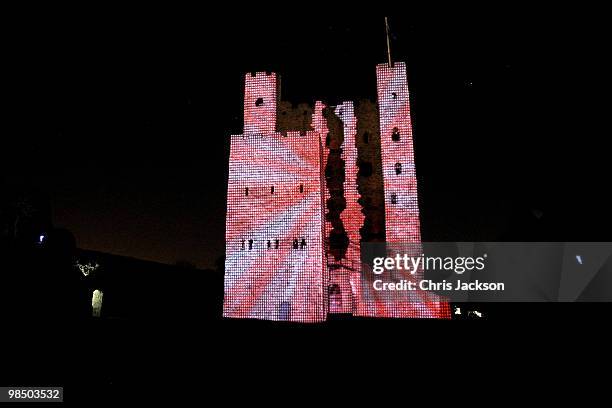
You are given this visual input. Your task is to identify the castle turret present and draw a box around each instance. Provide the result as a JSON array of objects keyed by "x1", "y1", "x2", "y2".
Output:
[
  {"x1": 364, "y1": 61, "x2": 450, "y2": 319},
  {"x1": 376, "y1": 62, "x2": 421, "y2": 243},
  {"x1": 243, "y1": 72, "x2": 279, "y2": 134}
]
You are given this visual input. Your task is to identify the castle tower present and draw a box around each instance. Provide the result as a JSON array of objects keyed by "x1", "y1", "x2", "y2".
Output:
[
  {"x1": 365, "y1": 61, "x2": 450, "y2": 318},
  {"x1": 223, "y1": 72, "x2": 327, "y2": 323},
  {"x1": 243, "y1": 72, "x2": 278, "y2": 134},
  {"x1": 376, "y1": 62, "x2": 421, "y2": 244},
  {"x1": 223, "y1": 62, "x2": 450, "y2": 322}
]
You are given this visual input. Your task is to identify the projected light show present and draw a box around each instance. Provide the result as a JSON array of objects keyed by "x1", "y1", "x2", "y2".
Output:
[
  {"x1": 223, "y1": 64, "x2": 451, "y2": 322},
  {"x1": 355, "y1": 63, "x2": 450, "y2": 319},
  {"x1": 6, "y1": 11, "x2": 608, "y2": 401}
]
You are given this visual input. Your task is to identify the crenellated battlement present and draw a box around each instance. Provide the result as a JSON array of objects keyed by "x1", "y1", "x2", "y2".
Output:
[
  {"x1": 247, "y1": 71, "x2": 275, "y2": 78},
  {"x1": 243, "y1": 71, "x2": 279, "y2": 135}
]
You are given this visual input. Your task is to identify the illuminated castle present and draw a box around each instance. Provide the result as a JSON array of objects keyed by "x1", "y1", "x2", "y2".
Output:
[{"x1": 223, "y1": 62, "x2": 451, "y2": 322}]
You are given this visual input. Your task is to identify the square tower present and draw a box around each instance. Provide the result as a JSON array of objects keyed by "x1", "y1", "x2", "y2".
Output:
[
  {"x1": 223, "y1": 73, "x2": 327, "y2": 323},
  {"x1": 244, "y1": 72, "x2": 279, "y2": 134},
  {"x1": 376, "y1": 62, "x2": 421, "y2": 243},
  {"x1": 365, "y1": 61, "x2": 451, "y2": 319}
]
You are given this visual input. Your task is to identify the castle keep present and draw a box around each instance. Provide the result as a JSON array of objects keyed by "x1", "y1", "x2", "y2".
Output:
[{"x1": 223, "y1": 62, "x2": 451, "y2": 322}]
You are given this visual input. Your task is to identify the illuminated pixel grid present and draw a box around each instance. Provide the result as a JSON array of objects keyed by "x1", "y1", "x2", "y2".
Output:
[
  {"x1": 311, "y1": 101, "x2": 331, "y2": 255},
  {"x1": 224, "y1": 73, "x2": 327, "y2": 322},
  {"x1": 355, "y1": 62, "x2": 450, "y2": 318},
  {"x1": 223, "y1": 64, "x2": 450, "y2": 322},
  {"x1": 243, "y1": 72, "x2": 278, "y2": 134},
  {"x1": 312, "y1": 101, "x2": 363, "y2": 314},
  {"x1": 311, "y1": 102, "x2": 337, "y2": 311},
  {"x1": 333, "y1": 102, "x2": 363, "y2": 314}
]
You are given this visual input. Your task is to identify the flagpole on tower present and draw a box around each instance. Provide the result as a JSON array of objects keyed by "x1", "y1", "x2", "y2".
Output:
[{"x1": 385, "y1": 16, "x2": 393, "y2": 67}]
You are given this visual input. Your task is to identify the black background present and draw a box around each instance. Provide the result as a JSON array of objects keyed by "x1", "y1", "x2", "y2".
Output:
[
  {"x1": 3, "y1": 4, "x2": 610, "y2": 400},
  {"x1": 5, "y1": 5, "x2": 610, "y2": 268}
]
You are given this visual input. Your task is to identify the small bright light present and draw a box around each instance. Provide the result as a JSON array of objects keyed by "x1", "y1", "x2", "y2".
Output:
[
  {"x1": 92, "y1": 289, "x2": 103, "y2": 317},
  {"x1": 76, "y1": 261, "x2": 99, "y2": 277},
  {"x1": 38, "y1": 234, "x2": 45, "y2": 244},
  {"x1": 576, "y1": 255, "x2": 583, "y2": 265}
]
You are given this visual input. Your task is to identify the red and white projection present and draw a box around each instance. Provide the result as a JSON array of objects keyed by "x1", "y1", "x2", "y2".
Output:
[
  {"x1": 223, "y1": 72, "x2": 327, "y2": 323},
  {"x1": 333, "y1": 102, "x2": 363, "y2": 314},
  {"x1": 223, "y1": 64, "x2": 450, "y2": 322},
  {"x1": 355, "y1": 62, "x2": 450, "y2": 319}
]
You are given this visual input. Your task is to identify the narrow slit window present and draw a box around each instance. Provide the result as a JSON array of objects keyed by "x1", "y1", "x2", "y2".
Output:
[
  {"x1": 275, "y1": 239, "x2": 279, "y2": 249},
  {"x1": 245, "y1": 187, "x2": 249, "y2": 196},
  {"x1": 392, "y1": 127, "x2": 400, "y2": 142},
  {"x1": 301, "y1": 238, "x2": 307, "y2": 249},
  {"x1": 395, "y1": 163, "x2": 402, "y2": 175},
  {"x1": 248, "y1": 239, "x2": 253, "y2": 250},
  {"x1": 292, "y1": 239, "x2": 299, "y2": 249},
  {"x1": 299, "y1": 184, "x2": 304, "y2": 193},
  {"x1": 271, "y1": 186, "x2": 274, "y2": 194}
]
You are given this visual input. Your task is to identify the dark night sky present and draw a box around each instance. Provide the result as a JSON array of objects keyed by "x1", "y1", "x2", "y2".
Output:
[{"x1": 4, "y1": 7, "x2": 609, "y2": 268}]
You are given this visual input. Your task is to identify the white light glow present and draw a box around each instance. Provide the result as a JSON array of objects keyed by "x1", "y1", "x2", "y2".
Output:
[
  {"x1": 77, "y1": 261, "x2": 99, "y2": 277},
  {"x1": 92, "y1": 289, "x2": 103, "y2": 317}
]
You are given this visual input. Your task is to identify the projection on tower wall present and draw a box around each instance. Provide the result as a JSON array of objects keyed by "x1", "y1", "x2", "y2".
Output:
[{"x1": 223, "y1": 65, "x2": 451, "y2": 322}]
